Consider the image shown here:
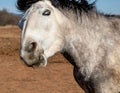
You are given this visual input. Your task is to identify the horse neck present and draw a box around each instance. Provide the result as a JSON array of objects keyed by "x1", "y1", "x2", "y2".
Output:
[
  {"x1": 61, "y1": 8, "x2": 120, "y2": 80},
  {"x1": 61, "y1": 11, "x2": 85, "y2": 61},
  {"x1": 62, "y1": 11, "x2": 108, "y2": 68}
]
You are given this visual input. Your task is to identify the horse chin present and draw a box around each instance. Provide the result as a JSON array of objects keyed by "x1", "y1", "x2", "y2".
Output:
[{"x1": 33, "y1": 54, "x2": 47, "y2": 68}]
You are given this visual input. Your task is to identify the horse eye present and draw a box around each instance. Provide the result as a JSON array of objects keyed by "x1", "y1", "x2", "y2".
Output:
[{"x1": 42, "y1": 9, "x2": 51, "y2": 16}]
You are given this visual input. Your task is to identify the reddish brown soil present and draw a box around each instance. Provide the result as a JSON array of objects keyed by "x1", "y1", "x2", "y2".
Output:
[{"x1": 0, "y1": 26, "x2": 84, "y2": 93}]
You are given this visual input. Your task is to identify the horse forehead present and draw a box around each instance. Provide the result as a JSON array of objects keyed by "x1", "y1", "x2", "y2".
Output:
[
  {"x1": 18, "y1": 0, "x2": 54, "y2": 29},
  {"x1": 33, "y1": 0, "x2": 52, "y2": 8},
  {"x1": 26, "y1": 0, "x2": 52, "y2": 15}
]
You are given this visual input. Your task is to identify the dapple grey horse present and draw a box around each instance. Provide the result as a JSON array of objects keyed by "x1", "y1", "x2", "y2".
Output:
[{"x1": 17, "y1": 0, "x2": 120, "y2": 93}]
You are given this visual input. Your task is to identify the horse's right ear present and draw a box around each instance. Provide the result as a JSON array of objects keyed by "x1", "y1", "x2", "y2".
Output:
[
  {"x1": 18, "y1": 21, "x2": 23, "y2": 29},
  {"x1": 18, "y1": 19, "x2": 24, "y2": 30}
]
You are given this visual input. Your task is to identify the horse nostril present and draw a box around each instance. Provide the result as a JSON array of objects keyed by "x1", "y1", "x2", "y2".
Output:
[{"x1": 27, "y1": 42, "x2": 37, "y2": 52}]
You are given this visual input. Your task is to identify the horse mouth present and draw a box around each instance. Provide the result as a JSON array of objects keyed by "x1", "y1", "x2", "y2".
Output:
[
  {"x1": 33, "y1": 54, "x2": 47, "y2": 68},
  {"x1": 21, "y1": 53, "x2": 47, "y2": 68}
]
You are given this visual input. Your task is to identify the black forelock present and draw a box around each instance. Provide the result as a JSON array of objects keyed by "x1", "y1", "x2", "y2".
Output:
[
  {"x1": 17, "y1": 0, "x2": 40, "y2": 12},
  {"x1": 17, "y1": 0, "x2": 95, "y2": 12}
]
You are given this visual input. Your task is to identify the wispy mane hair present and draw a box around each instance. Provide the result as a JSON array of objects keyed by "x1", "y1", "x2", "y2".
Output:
[{"x1": 17, "y1": 0, "x2": 95, "y2": 13}]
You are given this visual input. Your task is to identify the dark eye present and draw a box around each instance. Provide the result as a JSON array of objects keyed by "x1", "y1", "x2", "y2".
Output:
[{"x1": 42, "y1": 9, "x2": 51, "y2": 16}]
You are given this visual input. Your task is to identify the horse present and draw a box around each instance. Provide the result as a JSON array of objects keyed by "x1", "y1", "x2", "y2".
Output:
[{"x1": 17, "y1": 0, "x2": 120, "y2": 93}]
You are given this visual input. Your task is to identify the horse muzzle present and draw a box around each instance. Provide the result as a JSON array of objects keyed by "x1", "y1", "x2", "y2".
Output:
[{"x1": 20, "y1": 41, "x2": 47, "y2": 67}]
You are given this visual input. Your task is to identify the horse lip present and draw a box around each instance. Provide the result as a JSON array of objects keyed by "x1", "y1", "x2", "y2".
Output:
[
  {"x1": 39, "y1": 54, "x2": 47, "y2": 67},
  {"x1": 33, "y1": 54, "x2": 47, "y2": 68}
]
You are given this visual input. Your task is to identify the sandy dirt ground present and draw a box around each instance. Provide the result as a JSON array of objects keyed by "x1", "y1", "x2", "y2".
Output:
[{"x1": 0, "y1": 26, "x2": 84, "y2": 93}]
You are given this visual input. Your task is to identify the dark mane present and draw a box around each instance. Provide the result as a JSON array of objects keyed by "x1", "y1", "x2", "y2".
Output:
[
  {"x1": 52, "y1": 0, "x2": 95, "y2": 13},
  {"x1": 17, "y1": 0, "x2": 95, "y2": 13}
]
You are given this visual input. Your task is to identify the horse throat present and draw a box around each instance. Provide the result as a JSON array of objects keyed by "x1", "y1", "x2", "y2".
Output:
[{"x1": 62, "y1": 41, "x2": 96, "y2": 93}]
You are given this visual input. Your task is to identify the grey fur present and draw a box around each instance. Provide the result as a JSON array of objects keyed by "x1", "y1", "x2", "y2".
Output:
[
  {"x1": 61, "y1": 9, "x2": 120, "y2": 93},
  {"x1": 19, "y1": 1, "x2": 120, "y2": 93}
]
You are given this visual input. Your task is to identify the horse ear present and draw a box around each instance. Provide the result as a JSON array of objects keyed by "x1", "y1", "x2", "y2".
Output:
[{"x1": 18, "y1": 18, "x2": 25, "y2": 30}]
